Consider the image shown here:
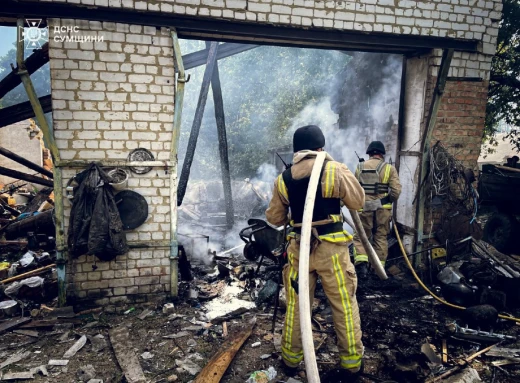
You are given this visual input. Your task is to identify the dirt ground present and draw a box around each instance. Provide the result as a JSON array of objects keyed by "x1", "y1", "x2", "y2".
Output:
[{"x1": 1, "y1": 264, "x2": 519, "y2": 383}]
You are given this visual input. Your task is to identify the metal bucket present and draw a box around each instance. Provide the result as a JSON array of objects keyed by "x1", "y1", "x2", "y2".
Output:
[
  {"x1": 0, "y1": 300, "x2": 20, "y2": 318},
  {"x1": 108, "y1": 168, "x2": 129, "y2": 191}
]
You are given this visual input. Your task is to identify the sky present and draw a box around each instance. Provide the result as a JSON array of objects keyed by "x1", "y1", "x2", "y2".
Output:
[{"x1": 0, "y1": 27, "x2": 17, "y2": 58}]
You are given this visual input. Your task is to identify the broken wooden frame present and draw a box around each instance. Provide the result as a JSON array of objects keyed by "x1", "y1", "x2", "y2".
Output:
[
  {"x1": 0, "y1": 42, "x2": 49, "y2": 100},
  {"x1": 177, "y1": 41, "x2": 239, "y2": 232},
  {"x1": 415, "y1": 49, "x2": 454, "y2": 262},
  {"x1": 0, "y1": 95, "x2": 52, "y2": 129},
  {"x1": 0, "y1": 146, "x2": 53, "y2": 178},
  {"x1": 0, "y1": 166, "x2": 53, "y2": 187},
  {"x1": 177, "y1": 42, "x2": 220, "y2": 206},
  {"x1": 14, "y1": 18, "x2": 67, "y2": 307}
]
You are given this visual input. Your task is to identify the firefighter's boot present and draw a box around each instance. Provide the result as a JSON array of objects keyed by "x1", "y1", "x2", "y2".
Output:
[{"x1": 355, "y1": 262, "x2": 368, "y2": 278}]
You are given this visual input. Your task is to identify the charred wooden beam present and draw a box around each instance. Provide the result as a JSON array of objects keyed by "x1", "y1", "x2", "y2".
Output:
[
  {"x1": 177, "y1": 42, "x2": 220, "y2": 206},
  {"x1": 0, "y1": 166, "x2": 54, "y2": 187},
  {"x1": 415, "y1": 49, "x2": 453, "y2": 261},
  {"x1": 4, "y1": 209, "x2": 54, "y2": 240},
  {"x1": 0, "y1": 95, "x2": 52, "y2": 129},
  {"x1": 0, "y1": 146, "x2": 53, "y2": 178},
  {"x1": 207, "y1": 41, "x2": 234, "y2": 229},
  {"x1": 0, "y1": 199, "x2": 21, "y2": 217},
  {"x1": 0, "y1": 42, "x2": 49, "y2": 100},
  {"x1": 193, "y1": 318, "x2": 256, "y2": 383},
  {"x1": 183, "y1": 42, "x2": 259, "y2": 70}
]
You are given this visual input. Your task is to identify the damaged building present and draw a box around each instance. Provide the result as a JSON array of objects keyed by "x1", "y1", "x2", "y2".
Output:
[{"x1": 1, "y1": 0, "x2": 519, "y2": 382}]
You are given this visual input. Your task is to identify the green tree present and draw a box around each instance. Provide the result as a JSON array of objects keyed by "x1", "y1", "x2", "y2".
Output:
[
  {"x1": 178, "y1": 40, "x2": 350, "y2": 179},
  {"x1": 485, "y1": 0, "x2": 520, "y2": 150}
]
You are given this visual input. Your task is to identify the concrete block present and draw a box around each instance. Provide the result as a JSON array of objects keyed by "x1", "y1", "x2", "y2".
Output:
[
  {"x1": 73, "y1": 111, "x2": 101, "y2": 121},
  {"x1": 130, "y1": 54, "x2": 156, "y2": 64},
  {"x1": 126, "y1": 34, "x2": 152, "y2": 44},
  {"x1": 396, "y1": 16, "x2": 415, "y2": 26},
  {"x1": 104, "y1": 131, "x2": 129, "y2": 140},
  {"x1": 78, "y1": 91, "x2": 106, "y2": 101},
  {"x1": 376, "y1": 14, "x2": 395, "y2": 23},
  {"x1": 355, "y1": 13, "x2": 375, "y2": 22},
  {"x1": 99, "y1": 52, "x2": 126, "y2": 62},
  {"x1": 67, "y1": 50, "x2": 95, "y2": 61}
]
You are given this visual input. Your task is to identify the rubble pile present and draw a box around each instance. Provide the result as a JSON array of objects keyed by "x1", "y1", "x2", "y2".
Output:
[{"x1": 0, "y1": 184, "x2": 59, "y2": 321}]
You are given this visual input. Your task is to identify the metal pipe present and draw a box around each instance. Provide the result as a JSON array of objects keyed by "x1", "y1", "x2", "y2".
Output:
[
  {"x1": 169, "y1": 29, "x2": 187, "y2": 297},
  {"x1": 56, "y1": 160, "x2": 173, "y2": 168},
  {"x1": 16, "y1": 18, "x2": 67, "y2": 307},
  {"x1": 0, "y1": 146, "x2": 53, "y2": 178}
]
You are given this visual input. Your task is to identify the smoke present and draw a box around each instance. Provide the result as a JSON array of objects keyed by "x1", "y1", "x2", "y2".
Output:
[
  {"x1": 288, "y1": 53, "x2": 403, "y2": 171},
  {"x1": 250, "y1": 163, "x2": 278, "y2": 200},
  {"x1": 177, "y1": 43, "x2": 403, "y2": 252}
]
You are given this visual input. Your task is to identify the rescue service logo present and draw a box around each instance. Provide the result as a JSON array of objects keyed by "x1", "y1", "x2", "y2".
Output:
[
  {"x1": 18, "y1": 19, "x2": 104, "y2": 49},
  {"x1": 18, "y1": 19, "x2": 49, "y2": 50}
]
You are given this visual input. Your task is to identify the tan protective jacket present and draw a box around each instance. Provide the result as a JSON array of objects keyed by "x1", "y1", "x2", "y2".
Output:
[
  {"x1": 266, "y1": 151, "x2": 365, "y2": 232},
  {"x1": 355, "y1": 157, "x2": 401, "y2": 208}
]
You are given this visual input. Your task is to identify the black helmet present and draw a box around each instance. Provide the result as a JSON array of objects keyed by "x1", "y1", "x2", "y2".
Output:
[
  {"x1": 366, "y1": 141, "x2": 386, "y2": 155},
  {"x1": 293, "y1": 125, "x2": 325, "y2": 152}
]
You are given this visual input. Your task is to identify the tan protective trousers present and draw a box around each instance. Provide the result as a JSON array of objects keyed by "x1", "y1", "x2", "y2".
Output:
[
  {"x1": 353, "y1": 208, "x2": 392, "y2": 266},
  {"x1": 281, "y1": 239, "x2": 363, "y2": 371}
]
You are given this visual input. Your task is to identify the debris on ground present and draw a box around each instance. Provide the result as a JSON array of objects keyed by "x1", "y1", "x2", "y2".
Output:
[
  {"x1": 108, "y1": 325, "x2": 146, "y2": 383},
  {"x1": 245, "y1": 366, "x2": 277, "y2": 383},
  {"x1": 0, "y1": 149, "x2": 519, "y2": 383},
  {"x1": 63, "y1": 334, "x2": 87, "y2": 358}
]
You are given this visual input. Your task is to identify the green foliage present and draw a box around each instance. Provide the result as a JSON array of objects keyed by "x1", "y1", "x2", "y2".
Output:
[
  {"x1": 484, "y1": 0, "x2": 520, "y2": 151},
  {"x1": 0, "y1": 44, "x2": 51, "y2": 108},
  {"x1": 178, "y1": 40, "x2": 349, "y2": 179}
]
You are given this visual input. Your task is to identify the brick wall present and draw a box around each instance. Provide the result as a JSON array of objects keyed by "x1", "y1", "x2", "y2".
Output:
[
  {"x1": 420, "y1": 56, "x2": 489, "y2": 239},
  {"x1": 420, "y1": 49, "x2": 490, "y2": 170},
  {"x1": 432, "y1": 79, "x2": 489, "y2": 168},
  {"x1": 49, "y1": 19, "x2": 175, "y2": 305},
  {"x1": 37, "y1": 0, "x2": 502, "y2": 47}
]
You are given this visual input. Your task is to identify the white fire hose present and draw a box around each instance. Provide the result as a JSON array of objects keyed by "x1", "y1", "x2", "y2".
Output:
[
  {"x1": 298, "y1": 151, "x2": 326, "y2": 383},
  {"x1": 299, "y1": 153, "x2": 388, "y2": 383}
]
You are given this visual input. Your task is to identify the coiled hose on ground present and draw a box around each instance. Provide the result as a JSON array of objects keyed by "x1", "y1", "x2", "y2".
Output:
[{"x1": 392, "y1": 221, "x2": 520, "y2": 323}]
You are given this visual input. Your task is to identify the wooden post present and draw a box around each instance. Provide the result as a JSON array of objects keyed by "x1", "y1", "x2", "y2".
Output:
[
  {"x1": 207, "y1": 42, "x2": 234, "y2": 229},
  {"x1": 177, "y1": 42, "x2": 220, "y2": 206}
]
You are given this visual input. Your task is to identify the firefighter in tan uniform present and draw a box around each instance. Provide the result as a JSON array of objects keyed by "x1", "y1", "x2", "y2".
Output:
[
  {"x1": 266, "y1": 125, "x2": 366, "y2": 379},
  {"x1": 353, "y1": 141, "x2": 402, "y2": 277}
]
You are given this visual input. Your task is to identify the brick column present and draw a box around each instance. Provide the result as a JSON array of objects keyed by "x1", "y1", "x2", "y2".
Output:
[{"x1": 49, "y1": 20, "x2": 175, "y2": 306}]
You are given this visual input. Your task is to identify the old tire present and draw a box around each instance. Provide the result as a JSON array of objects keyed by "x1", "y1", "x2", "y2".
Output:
[
  {"x1": 483, "y1": 213, "x2": 518, "y2": 252},
  {"x1": 243, "y1": 242, "x2": 261, "y2": 261}
]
